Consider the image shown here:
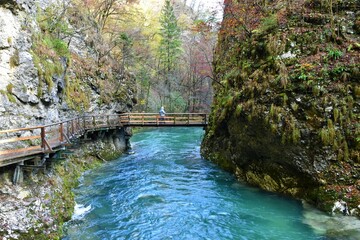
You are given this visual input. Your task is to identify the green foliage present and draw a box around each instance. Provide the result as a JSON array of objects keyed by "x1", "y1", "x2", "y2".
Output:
[
  {"x1": 223, "y1": 67, "x2": 241, "y2": 87},
  {"x1": 312, "y1": 85, "x2": 320, "y2": 97},
  {"x1": 320, "y1": 128, "x2": 330, "y2": 145},
  {"x1": 9, "y1": 49, "x2": 20, "y2": 68},
  {"x1": 158, "y1": 0, "x2": 182, "y2": 73},
  {"x1": 6, "y1": 83, "x2": 13, "y2": 94},
  {"x1": 333, "y1": 108, "x2": 339, "y2": 123},
  {"x1": 355, "y1": 86, "x2": 360, "y2": 98},
  {"x1": 31, "y1": 47, "x2": 63, "y2": 93},
  {"x1": 223, "y1": 94, "x2": 234, "y2": 108},
  {"x1": 258, "y1": 14, "x2": 278, "y2": 34},
  {"x1": 298, "y1": 72, "x2": 308, "y2": 81},
  {"x1": 327, "y1": 47, "x2": 343, "y2": 60},
  {"x1": 0, "y1": 89, "x2": 16, "y2": 103},
  {"x1": 291, "y1": 102, "x2": 298, "y2": 112},
  {"x1": 52, "y1": 38, "x2": 70, "y2": 57},
  {"x1": 235, "y1": 104, "x2": 243, "y2": 116},
  {"x1": 65, "y1": 77, "x2": 90, "y2": 111},
  {"x1": 31, "y1": 3, "x2": 73, "y2": 96},
  {"x1": 279, "y1": 93, "x2": 288, "y2": 106},
  {"x1": 1, "y1": 84, "x2": 16, "y2": 103},
  {"x1": 292, "y1": 128, "x2": 301, "y2": 143},
  {"x1": 170, "y1": 91, "x2": 187, "y2": 112},
  {"x1": 37, "y1": 4, "x2": 73, "y2": 37}
]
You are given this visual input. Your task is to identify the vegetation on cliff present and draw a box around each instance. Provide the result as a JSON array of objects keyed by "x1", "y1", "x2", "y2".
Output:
[
  {"x1": 30, "y1": 1, "x2": 137, "y2": 112},
  {"x1": 202, "y1": 0, "x2": 359, "y2": 215},
  {"x1": 0, "y1": 128, "x2": 129, "y2": 239}
]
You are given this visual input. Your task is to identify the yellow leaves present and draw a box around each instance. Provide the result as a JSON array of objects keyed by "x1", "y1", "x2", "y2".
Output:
[{"x1": 301, "y1": 63, "x2": 314, "y2": 70}]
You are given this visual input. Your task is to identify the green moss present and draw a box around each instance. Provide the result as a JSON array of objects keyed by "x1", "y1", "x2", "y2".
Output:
[
  {"x1": 0, "y1": 90, "x2": 16, "y2": 103},
  {"x1": 6, "y1": 83, "x2": 13, "y2": 94},
  {"x1": 258, "y1": 14, "x2": 278, "y2": 34},
  {"x1": 291, "y1": 102, "x2": 298, "y2": 112},
  {"x1": 31, "y1": 5, "x2": 72, "y2": 96},
  {"x1": 292, "y1": 128, "x2": 301, "y2": 143},
  {"x1": 320, "y1": 128, "x2": 330, "y2": 145},
  {"x1": 235, "y1": 104, "x2": 243, "y2": 117},
  {"x1": 355, "y1": 86, "x2": 360, "y2": 98},
  {"x1": 65, "y1": 77, "x2": 90, "y2": 111},
  {"x1": 9, "y1": 49, "x2": 20, "y2": 68},
  {"x1": 333, "y1": 108, "x2": 339, "y2": 123}
]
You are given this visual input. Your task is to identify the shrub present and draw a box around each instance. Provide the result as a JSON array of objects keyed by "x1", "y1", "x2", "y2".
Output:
[
  {"x1": 327, "y1": 47, "x2": 343, "y2": 60},
  {"x1": 6, "y1": 84, "x2": 13, "y2": 94},
  {"x1": 259, "y1": 14, "x2": 278, "y2": 34},
  {"x1": 9, "y1": 49, "x2": 20, "y2": 68}
]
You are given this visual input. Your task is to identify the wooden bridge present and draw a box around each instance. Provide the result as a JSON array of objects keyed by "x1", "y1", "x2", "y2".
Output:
[{"x1": 0, "y1": 113, "x2": 207, "y2": 169}]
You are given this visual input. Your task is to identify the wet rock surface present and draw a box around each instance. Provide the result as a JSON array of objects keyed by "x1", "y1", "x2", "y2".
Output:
[{"x1": 201, "y1": 0, "x2": 360, "y2": 217}]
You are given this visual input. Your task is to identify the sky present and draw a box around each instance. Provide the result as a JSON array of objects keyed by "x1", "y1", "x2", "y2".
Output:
[
  {"x1": 187, "y1": 0, "x2": 223, "y2": 12},
  {"x1": 139, "y1": 0, "x2": 224, "y2": 19}
]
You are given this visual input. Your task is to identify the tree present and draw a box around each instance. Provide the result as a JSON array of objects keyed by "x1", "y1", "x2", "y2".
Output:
[
  {"x1": 158, "y1": 0, "x2": 182, "y2": 109},
  {"x1": 182, "y1": 19, "x2": 215, "y2": 112}
]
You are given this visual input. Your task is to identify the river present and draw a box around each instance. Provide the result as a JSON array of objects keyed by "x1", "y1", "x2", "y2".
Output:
[{"x1": 63, "y1": 127, "x2": 360, "y2": 240}]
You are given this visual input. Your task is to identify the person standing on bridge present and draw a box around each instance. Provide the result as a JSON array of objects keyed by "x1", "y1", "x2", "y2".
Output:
[{"x1": 159, "y1": 106, "x2": 166, "y2": 122}]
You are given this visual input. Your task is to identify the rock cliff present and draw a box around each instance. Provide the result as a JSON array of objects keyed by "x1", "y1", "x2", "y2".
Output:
[
  {"x1": 0, "y1": 0, "x2": 136, "y2": 131},
  {"x1": 202, "y1": 0, "x2": 359, "y2": 216},
  {"x1": 0, "y1": 0, "x2": 136, "y2": 238}
]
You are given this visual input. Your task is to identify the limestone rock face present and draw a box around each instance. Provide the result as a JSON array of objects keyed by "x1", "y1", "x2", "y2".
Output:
[
  {"x1": 0, "y1": 0, "x2": 136, "y2": 131},
  {"x1": 0, "y1": 0, "x2": 136, "y2": 238},
  {"x1": 202, "y1": 0, "x2": 360, "y2": 216}
]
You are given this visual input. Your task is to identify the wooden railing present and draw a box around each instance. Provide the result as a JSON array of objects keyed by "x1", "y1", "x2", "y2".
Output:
[
  {"x1": 120, "y1": 113, "x2": 208, "y2": 126},
  {"x1": 0, "y1": 113, "x2": 207, "y2": 167}
]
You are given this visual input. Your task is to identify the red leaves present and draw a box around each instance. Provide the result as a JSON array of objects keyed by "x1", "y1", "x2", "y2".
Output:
[{"x1": 220, "y1": 0, "x2": 264, "y2": 40}]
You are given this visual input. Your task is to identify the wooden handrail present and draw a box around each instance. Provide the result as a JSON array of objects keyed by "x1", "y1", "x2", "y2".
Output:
[{"x1": 0, "y1": 113, "x2": 208, "y2": 167}]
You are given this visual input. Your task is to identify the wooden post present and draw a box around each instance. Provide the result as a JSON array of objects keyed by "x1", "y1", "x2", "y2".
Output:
[
  {"x1": 187, "y1": 114, "x2": 190, "y2": 125},
  {"x1": 77, "y1": 117, "x2": 81, "y2": 133},
  {"x1": 107, "y1": 115, "x2": 110, "y2": 127},
  {"x1": 71, "y1": 120, "x2": 75, "y2": 136},
  {"x1": 41, "y1": 127, "x2": 45, "y2": 150},
  {"x1": 92, "y1": 116, "x2": 96, "y2": 128},
  {"x1": 59, "y1": 123, "x2": 64, "y2": 143},
  {"x1": 83, "y1": 115, "x2": 86, "y2": 131}
]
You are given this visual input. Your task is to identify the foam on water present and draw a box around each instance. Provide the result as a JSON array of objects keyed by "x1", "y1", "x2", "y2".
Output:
[
  {"x1": 72, "y1": 203, "x2": 91, "y2": 221},
  {"x1": 302, "y1": 202, "x2": 360, "y2": 239}
]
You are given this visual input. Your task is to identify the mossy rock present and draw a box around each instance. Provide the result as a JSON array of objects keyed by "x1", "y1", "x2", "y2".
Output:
[{"x1": 354, "y1": 19, "x2": 360, "y2": 34}]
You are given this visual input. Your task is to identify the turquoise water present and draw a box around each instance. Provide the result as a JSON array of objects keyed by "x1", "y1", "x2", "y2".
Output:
[{"x1": 63, "y1": 128, "x2": 359, "y2": 240}]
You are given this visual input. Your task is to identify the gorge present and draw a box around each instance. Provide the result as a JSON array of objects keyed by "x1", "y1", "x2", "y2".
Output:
[{"x1": 0, "y1": 0, "x2": 359, "y2": 239}]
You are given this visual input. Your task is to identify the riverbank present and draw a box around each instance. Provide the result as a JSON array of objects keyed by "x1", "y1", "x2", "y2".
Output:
[{"x1": 0, "y1": 128, "x2": 131, "y2": 239}]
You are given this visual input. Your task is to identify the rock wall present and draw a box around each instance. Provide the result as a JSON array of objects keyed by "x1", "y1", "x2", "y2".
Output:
[
  {"x1": 0, "y1": 0, "x2": 136, "y2": 238},
  {"x1": 202, "y1": 0, "x2": 359, "y2": 216},
  {"x1": 0, "y1": 0, "x2": 137, "y2": 130},
  {"x1": 0, "y1": 128, "x2": 131, "y2": 239}
]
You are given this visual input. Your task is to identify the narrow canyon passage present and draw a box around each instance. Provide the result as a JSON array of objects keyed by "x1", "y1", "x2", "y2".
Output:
[{"x1": 63, "y1": 128, "x2": 359, "y2": 240}]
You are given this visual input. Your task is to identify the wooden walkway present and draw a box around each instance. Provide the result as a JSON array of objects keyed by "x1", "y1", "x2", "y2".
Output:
[{"x1": 0, "y1": 113, "x2": 207, "y2": 168}]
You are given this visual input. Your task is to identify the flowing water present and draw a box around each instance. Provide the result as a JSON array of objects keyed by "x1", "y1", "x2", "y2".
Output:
[{"x1": 63, "y1": 128, "x2": 360, "y2": 240}]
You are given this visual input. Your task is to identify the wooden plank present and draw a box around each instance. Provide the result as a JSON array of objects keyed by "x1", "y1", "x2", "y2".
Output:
[
  {"x1": 0, "y1": 135, "x2": 41, "y2": 144},
  {"x1": 0, "y1": 126, "x2": 42, "y2": 134},
  {"x1": 0, "y1": 146, "x2": 42, "y2": 155}
]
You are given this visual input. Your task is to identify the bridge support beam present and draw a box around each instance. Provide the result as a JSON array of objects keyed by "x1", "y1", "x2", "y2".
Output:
[{"x1": 13, "y1": 163, "x2": 24, "y2": 185}]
